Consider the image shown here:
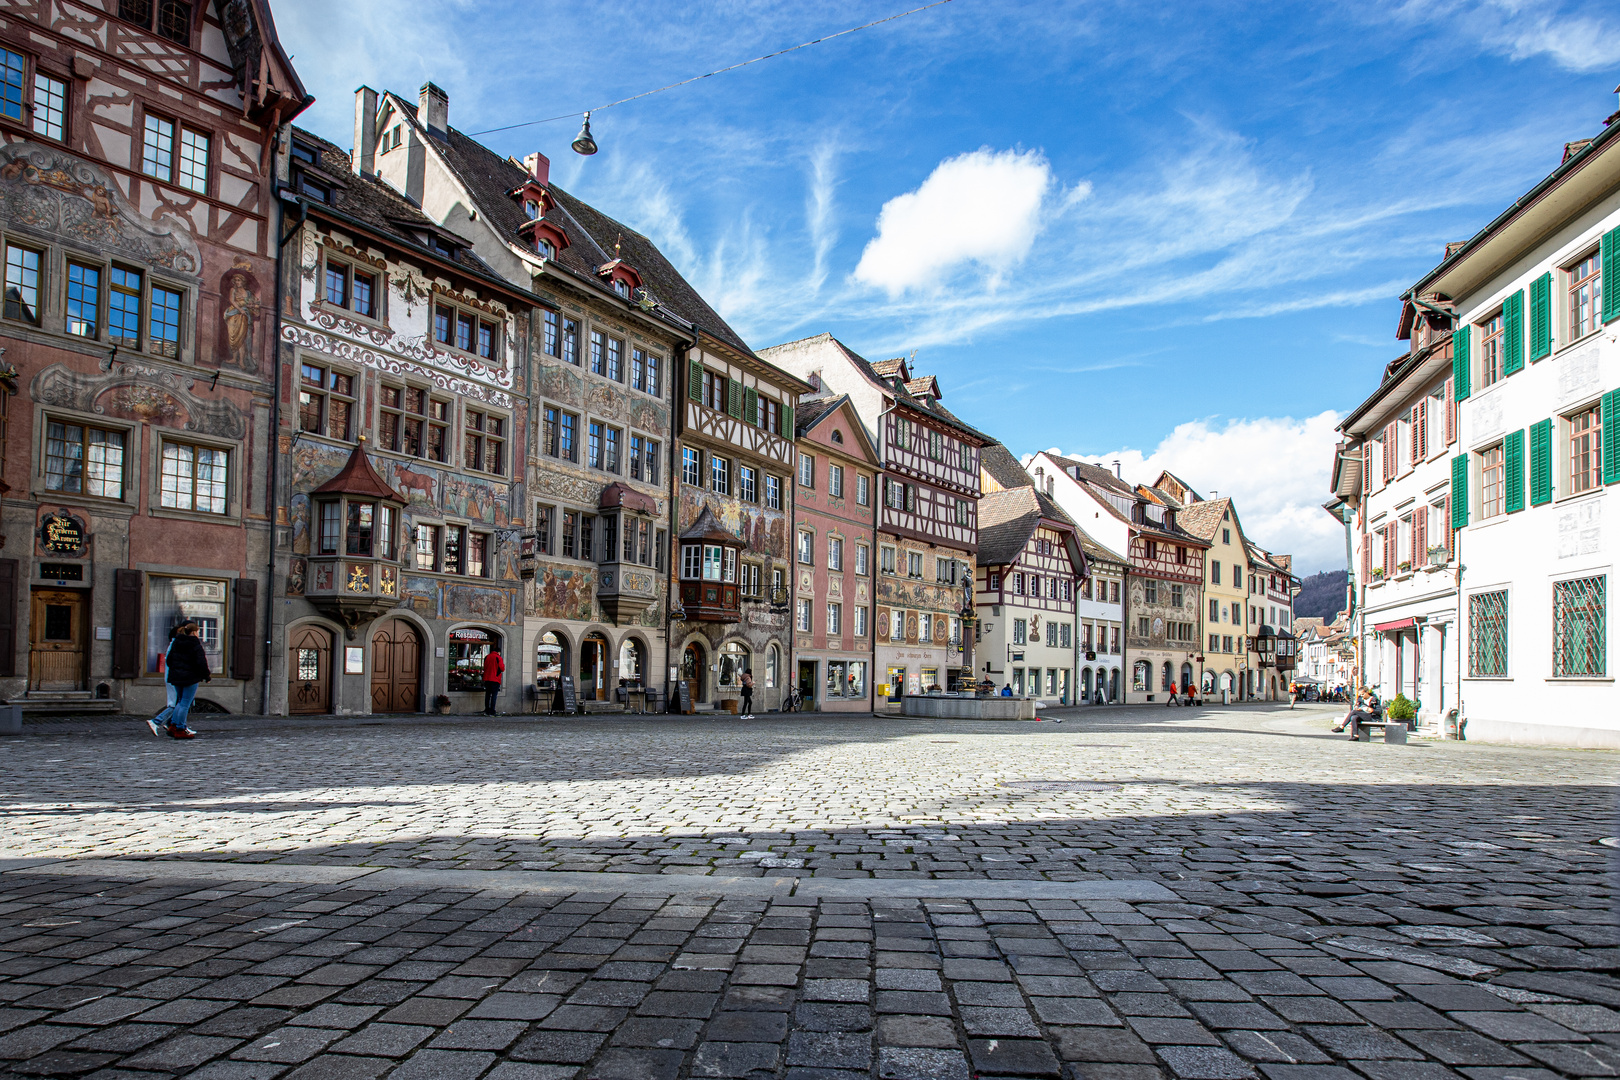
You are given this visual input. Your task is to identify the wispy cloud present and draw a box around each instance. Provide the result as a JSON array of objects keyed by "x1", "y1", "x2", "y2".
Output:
[{"x1": 1384, "y1": 0, "x2": 1620, "y2": 72}]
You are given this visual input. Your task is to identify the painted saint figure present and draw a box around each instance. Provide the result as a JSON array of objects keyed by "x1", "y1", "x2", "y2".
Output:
[{"x1": 223, "y1": 272, "x2": 259, "y2": 369}]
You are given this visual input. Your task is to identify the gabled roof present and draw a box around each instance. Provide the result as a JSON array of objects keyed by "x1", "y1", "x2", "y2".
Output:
[
  {"x1": 679, "y1": 504, "x2": 739, "y2": 544},
  {"x1": 1040, "y1": 452, "x2": 1136, "y2": 499},
  {"x1": 980, "y1": 441, "x2": 1035, "y2": 493},
  {"x1": 795, "y1": 394, "x2": 880, "y2": 467},
  {"x1": 1175, "y1": 498, "x2": 1233, "y2": 543},
  {"x1": 975, "y1": 486, "x2": 1079, "y2": 568},
  {"x1": 312, "y1": 443, "x2": 406, "y2": 502}
]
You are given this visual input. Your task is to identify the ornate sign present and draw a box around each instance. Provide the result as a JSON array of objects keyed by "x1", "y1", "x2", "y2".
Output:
[{"x1": 39, "y1": 511, "x2": 85, "y2": 554}]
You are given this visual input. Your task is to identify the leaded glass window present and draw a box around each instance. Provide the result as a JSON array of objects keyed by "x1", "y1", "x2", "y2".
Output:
[
  {"x1": 1468, "y1": 590, "x2": 1508, "y2": 677},
  {"x1": 1553, "y1": 576, "x2": 1605, "y2": 678}
]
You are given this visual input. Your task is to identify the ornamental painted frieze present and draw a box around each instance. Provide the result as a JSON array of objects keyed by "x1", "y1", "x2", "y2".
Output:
[
  {"x1": 0, "y1": 143, "x2": 201, "y2": 274},
  {"x1": 30, "y1": 361, "x2": 246, "y2": 440},
  {"x1": 281, "y1": 324, "x2": 513, "y2": 406}
]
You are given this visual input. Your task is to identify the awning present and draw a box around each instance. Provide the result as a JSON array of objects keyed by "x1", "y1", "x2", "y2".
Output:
[{"x1": 1374, "y1": 617, "x2": 1416, "y2": 633}]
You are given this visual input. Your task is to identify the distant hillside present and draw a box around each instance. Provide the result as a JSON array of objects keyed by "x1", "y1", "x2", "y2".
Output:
[{"x1": 1295, "y1": 570, "x2": 1349, "y2": 621}]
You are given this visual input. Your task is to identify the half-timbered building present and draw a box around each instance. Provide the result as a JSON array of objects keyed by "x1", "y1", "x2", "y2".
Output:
[
  {"x1": 360, "y1": 82, "x2": 703, "y2": 709},
  {"x1": 0, "y1": 0, "x2": 306, "y2": 714},
  {"x1": 791, "y1": 393, "x2": 880, "y2": 712},
  {"x1": 271, "y1": 128, "x2": 533, "y2": 716},
  {"x1": 973, "y1": 454, "x2": 1087, "y2": 704},
  {"x1": 761, "y1": 335, "x2": 988, "y2": 702}
]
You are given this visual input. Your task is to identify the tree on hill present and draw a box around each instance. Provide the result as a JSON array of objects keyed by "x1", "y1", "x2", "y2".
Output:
[{"x1": 1294, "y1": 570, "x2": 1349, "y2": 621}]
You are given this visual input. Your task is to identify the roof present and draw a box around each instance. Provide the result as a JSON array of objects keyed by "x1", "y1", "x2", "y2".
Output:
[
  {"x1": 975, "y1": 486, "x2": 1077, "y2": 567},
  {"x1": 599, "y1": 482, "x2": 657, "y2": 515},
  {"x1": 980, "y1": 441, "x2": 1035, "y2": 492},
  {"x1": 1174, "y1": 498, "x2": 1233, "y2": 543},
  {"x1": 1041, "y1": 453, "x2": 1137, "y2": 499},
  {"x1": 312, "y1": 442, "x2": 407, "y2": 502},
  {"x1": 795, "y1": 394, "x2": 881, "y2": 466},
  {"x1": 427, "y1": 118, "x2": 752, "y2": 353},
  {"x1": 679, "y1": 504, "x2": 739, "y2": 544}
]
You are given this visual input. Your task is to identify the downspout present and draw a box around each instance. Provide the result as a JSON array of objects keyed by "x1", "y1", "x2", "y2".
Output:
[
  {"x1": 261, "y1": 187, "x2": 306, "y2": 715},
  {"x1": 1453, "y1": 529, "x2": 1465, "y2": 737},
  {"x1": 666, "y1": 338, "x2": 688, "y2": 712},
  {"x1": 875, "y1": 393, "x2": 897, "y2": 709}
]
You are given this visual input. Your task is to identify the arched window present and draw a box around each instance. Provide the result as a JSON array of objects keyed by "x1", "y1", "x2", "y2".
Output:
[
  {"x1": 1180, "y1": 662, "x2": 1194, "y2": 692},
  {"x1": 718, "y1": 641, "x2": 750, "y2": 690},
  {"x1": 1161, "y1": 661, "x2": 1174, "y2": 691},
  {"x1": 618, "y1": 637, "x2": 645, "y2": 684},
  {"x1": 536, "y1": 631, "x2": 565, "y2": 690},
  {"x1": 1201, "y1": 670, "x2": 1215, "y2": 694},
  {"x1": 1133, "y1": 660, "x2": 1150, "y2": 692},
  {"x1": 1081, "y1": 668, "x2": 1092, "y2": 697},
  {"x1": 765, "y1": 644, "x2": 780, "y2": 688},
  {"x1": 448, "y1": 627, "x2": 498, "y2": 692}
]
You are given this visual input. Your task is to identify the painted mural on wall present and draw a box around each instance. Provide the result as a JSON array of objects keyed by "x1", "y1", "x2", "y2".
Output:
[
  {"x1": 445, "y1": 584, "x2": 514, "y2": 623},
  {"x1": 536, "y1": 363, "x2": 584, "y2": 405},
  {"x1": 533, "y1": 563, "x2": 596, "y2": 622},
  {"x1": 875, "y1": 577, "x2": 960, "y2": 610},
  {"x1": 679, "y1": 492, "x2": 786, "y2": 558},
  {"x1": 0, "y1": 143, "x2": 201, "y2": 273},
  {"x1": 217, "y1": 257, "x2": 263, "y2": 372}
]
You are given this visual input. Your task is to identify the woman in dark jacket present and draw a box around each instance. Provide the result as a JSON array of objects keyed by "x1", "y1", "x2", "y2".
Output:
[{"x1": 161, "y1": 621, "x2": 211, "y2": 739}]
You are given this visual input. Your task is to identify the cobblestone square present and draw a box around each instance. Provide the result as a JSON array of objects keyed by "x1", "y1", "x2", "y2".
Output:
[{"x1": 1, "y1": 703, "x2": 1616, "y2": 1078}]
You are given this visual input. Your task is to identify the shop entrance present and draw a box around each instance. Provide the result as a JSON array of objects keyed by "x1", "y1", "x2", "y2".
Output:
[
  {"x1": 370, "y1": 618, "x2": 422, "y2": 713},
  {"x1": 288, "y1": 625, "x2": 332, "y2": 714},
  {"x1": 681, "y1": 641, "x2": 706, "y2": 706},
  {"x1": 29, "y1": 589, "x2": 85, "y2": 691},
  {"x1": 797, "y1": 659, "x2": 817, "y2": 711},
  {"x1": 581, "y1": 633, "x2": 609, "y2": 700}
]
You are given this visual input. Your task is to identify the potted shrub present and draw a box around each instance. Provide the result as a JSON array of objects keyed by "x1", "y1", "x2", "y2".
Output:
[
  {"x1": 434, "y1": 693, "x2": 453, "y2": 715},
  {"x1": 1387, "y1": 693, "x2": 1417, "y2": 726}
]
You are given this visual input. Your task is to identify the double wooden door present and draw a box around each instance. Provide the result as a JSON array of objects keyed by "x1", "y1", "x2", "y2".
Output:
[
  {"x1": 370, "y1": 618, "x2": 421, "y2": 713},
  {"x1": 288, "y1": 625, "x2": 332, "y2": 714},
  {"x1": 29, "y1": 589, "x2": 85, "y2": 691}
]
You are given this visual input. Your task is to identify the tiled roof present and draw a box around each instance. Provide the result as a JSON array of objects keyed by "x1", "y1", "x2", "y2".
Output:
[
  {"x1": 1043, "y1": 453, "x2": 1136, "y2": 498},
  {"x1": 975, "y1": 487, "x2": 1076, "y2": 567},
  {"x1": 1174, "y1": 498, "x2": 1232, "y2": 543},
  {"x1": 980, "y1": 441, "x2": 1034, "y2": 492}
]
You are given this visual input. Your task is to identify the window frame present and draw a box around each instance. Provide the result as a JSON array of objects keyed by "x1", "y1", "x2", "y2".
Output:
[
  {"x1": 1478, "y1": 442, "x2": 1505, "y2": 520},
  {"x1": 41, "y1": 414, "x2": 132, "y2": 503},
  {"x1": 463, "y1": 407, "x2": 508, "y2": 477},
  {"x1": 1567, "y1": 403, "x2": 1602, "y2": 497},
  {"x1": 3, "y1": 239, "x2": 44, "y2": 326},
  {"x1": 297, "y1": 361, "x2": 358, "y2": 443},
  {"x1": 1477, "y1": 309, "x2": 1503, "y2": 389},
  {"x1": 432, "y1": 295, "x2": 504, "y2": 367},
  {"x1": 1566, "y1": 248, "x2": 1602, "y2": 345},
  {"x1": 155, "y1": 436, "x2": 232, "y2": 518}
]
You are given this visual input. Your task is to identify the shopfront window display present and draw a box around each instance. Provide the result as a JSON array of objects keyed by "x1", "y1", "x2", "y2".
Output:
[{"x1": 448, "y1": 627, "x2": 498, "y2": 692}]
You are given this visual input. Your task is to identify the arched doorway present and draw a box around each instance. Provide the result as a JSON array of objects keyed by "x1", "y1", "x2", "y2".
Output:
[
  {"x1": 1201, "y1": 670, "x2": 1215, "y2": 695},
  {"x1": 536, "y1": 631, "x2": 567, "y2": 694},
  {"x1": 1133, "y1": 660, "x2": 1150, "y2": 693},
  {"x1": 288, "y1": 625, "x2": 333, "y2": 715},
  {"x1": 682, "y1": 640, "x2": 706, "y2": 706},
  {"x1": 1081, "y1": 668, "x2": 1093, "y2": 699},
  {"x1": 1220, "y1": 670, "x2": 1233, "y2": 692},
  {"x1": 618, "y1": 637, "x2": 645, "y2": 687},
  {"x1": 1108, "y1": 669, "x2": 1119, "y2": 702},
  {"x1": 1161, "y1": 661, "x2": 1173, "y2": 691},
  {"x1": 1181, "y1": 662, "x2": 1194, "y2": 693},
  {"x1": 370, "y1": 618, "x2": 422, "y2": 713},
  {"x1": 581, "y1": 632, "x2": 610, "y2": 700}
]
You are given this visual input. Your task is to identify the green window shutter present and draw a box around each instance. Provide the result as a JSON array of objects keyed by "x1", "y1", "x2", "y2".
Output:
[
  {"x1": 1529, "y1": 418, "x2": 1553, "y2": 506},
  {"x1": 1452, "y1": 325, "x2": 1471, "y2": 400},
  {"x1": 1451, "y1": 454, "x2": 1469, "y2": 528},
  {"x1": 1605, "y1": 389, "x2": 1620, "y2": 485},
  {"x1": 1604, "y1": 227, "x2": 1620, "y2": 324},
  {"x1": 1502, "y1": 290, "x2": 1523, "y2": 376},
  {"x1": 727, "y1": 379, "x2": 742, "y2": 418},
  {"x1": 743, "y1": 386, "x2": 758, "y2": 426},
  {"x1": 1529, "y1": 273, "x2": 1552, "y2": 361},
  {"x1": 687, "y1": 358, "x2": 703, "y2": 402},
  {"x1": 1504, "y1": 428, "x2": 1525, "y2": 513},
  {"x1": 782, "y1": 404, "x2": 794, "y2": 438}
]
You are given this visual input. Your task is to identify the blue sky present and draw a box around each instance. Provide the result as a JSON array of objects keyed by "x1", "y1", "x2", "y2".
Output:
[{"x1": 275, "y1": 0, "x2": 1620, "y2": 571}]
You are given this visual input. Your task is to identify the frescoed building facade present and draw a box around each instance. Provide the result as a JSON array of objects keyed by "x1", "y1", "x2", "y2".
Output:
[
  {"x1": 272, "y1": 128, "x2": 532, "y2": 715},
  {"x1": 0, "y1": 1, "x2": 306, "y2": 713}
]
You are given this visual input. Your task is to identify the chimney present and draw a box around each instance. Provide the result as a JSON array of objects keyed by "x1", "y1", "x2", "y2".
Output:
[
  {"x1": 523, "y1": 152, "x2": 550, "y2": 187},
  {"x1": 1113, "y1": 460, "x2": 1122, "y2": 479},
  {"x1": 353, "y1": 85, "x2": 377, "y2": 177},
  {"x1": 418, "y1": 82, "x2": 448, "y2": 138}
]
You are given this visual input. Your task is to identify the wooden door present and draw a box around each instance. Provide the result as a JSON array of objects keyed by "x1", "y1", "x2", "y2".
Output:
[
  {"x1": 29, "y1": 589, "x2": 85, "y2": 691},
  {"x1": 681, "y1": 641, "x2": 705, "y2": 707},
  {"x1": 288, "y1": 625, "x2": 332, "y2": 715},
  {"x1": 370, "y1": 618, "x2": 421, "y2": 713}
]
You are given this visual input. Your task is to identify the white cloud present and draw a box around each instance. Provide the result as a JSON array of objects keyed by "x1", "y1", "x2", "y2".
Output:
[
  {"x1": 1047, "y1": 411, "x2": 1347, "y2": 574},
  {"x1": 1385, "y1": 0, "x2": 1620, "y2": 73},
  {"x1": 853, "y1": 148, "x2": 1059, "y2": 296}
]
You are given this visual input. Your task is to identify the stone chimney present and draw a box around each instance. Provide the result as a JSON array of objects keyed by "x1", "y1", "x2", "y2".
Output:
[
  {"x1": 523, "y1": 152, "x2": 550, "y2": 187},
  {"x1": 352, "y1": 85, "x2": 377, "y2": 177},
  {"x1": 418, "y1": 82, "x2": 448, "y2": 138}
]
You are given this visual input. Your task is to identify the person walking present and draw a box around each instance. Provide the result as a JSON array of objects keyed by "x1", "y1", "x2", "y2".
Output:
[
  {"x1": 144, "y1": 626, "x2": 183, "y2": 737},
  {"x1": 481, "y1": 644, "x2": 505, "y2": 716},
  {"x1": 739, "y1": 671, "x2": 754, "y2": 718},
  {"x1": 159, "y1": 621, "x2": 210, "y2": 739}
]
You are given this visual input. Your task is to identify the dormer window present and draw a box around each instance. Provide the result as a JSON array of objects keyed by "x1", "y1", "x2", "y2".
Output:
[
  {"x1": 614, "y1": 279, "x2": 631, "y2": 298},
  {"x1": 525, "y1": 200, "x2": 541, "y2": 221},
  {"x1": 537, "y1": 238, "x2": 555, "y2": 260},
  {"x1": 430, "y1": 236, "x2": 454, "y2": 259}
]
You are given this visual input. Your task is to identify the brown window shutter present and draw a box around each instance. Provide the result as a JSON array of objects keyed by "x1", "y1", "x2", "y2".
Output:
[
  {"x1": 1445, "y1": 377, "x2": 1456, "y2": 444},
  {"x1": 1414, "y1": 512, "x2": 1426, "y2": 565},
  {"x1": 1416, "y1": 399, "x2": 1428, "y2": 460},
  {"x1": 1362, "y1": 532, "x2": 1371, "y2": 581},
  {"x1": 1362, "y1": 442, "x2": 1371, "y2": 491},
  {"x1": 112, "y1": 569, "x2": 144, "y2": 678},
  {"x1": 0, "y1": 559, "x2": 17, "y2": 678},
  {"x1": 232, "y1": 578, "x2": 258, "y2": 681}
]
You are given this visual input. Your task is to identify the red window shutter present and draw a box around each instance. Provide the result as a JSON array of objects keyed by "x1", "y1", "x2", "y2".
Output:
[
  {"x1": 232, "y1": 578, "x2": 258, "y2": 681},
  {"x1": 0, "y1": 559, "x2": 16, "y2": 678},
  {"x1": 1414, "y1": 512, "x2": 1426, "y2": 565},
  {"x1": 1417, "y1": 399, "x2": 1428, "y2": 460},
  {"x1": 1445, "y1": 377, "x2": 1456, "y2": 445},
  {"x1": 1362, "y1": 531, "x2": 1371, "y2": 581},
  {"x1": 112, "y1": 569, "x2": 144, "y2": 678},
  {"x1": 1386, "y1": 423, "x2": 1397, "y2": 478},
  {"x1": 1362, "y1": 441, "x2": 1371, "y2": 491}
]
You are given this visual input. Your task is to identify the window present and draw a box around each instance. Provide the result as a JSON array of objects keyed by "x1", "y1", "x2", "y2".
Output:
[
  {"x1": 682, "y1": 446, "x2": 702, "y2": 486},
  {"x1": 920, "y1": 613, "x2": 932, "y2": 641},
  {"x1": 738, "y1": 561, "x2": 761, "y2": 597},
  {"x1": 710, "y1": 454, "x2": 730, "y2": 495},
  {"x1": 46, "y1": 421, "x2": 125, "y2": 498},
  {"x1": 1209, "y1": 598, "x2": 1220, "y2": 622},
  {"x1": 298, "y1": 364, "x2": 354, "y2": 441},
  {"x1": 796, "y1": 598, "x2": 812, "y2": 632},
  {"x1": 562, "y1": 317, "x2": 580, "y2": 364},
  {"x1": 109, "y1": 267, "x2": 141, "y2": 347},
  {"x1": 891, "y1": 609, "x2": 905, "y2": 639},
  {"x1": 1553, "y1": 575, "x2": 1605, "y2": 678},
  {"x1": 937, "y1": 557, "x2": 955, "y2": 584},
  {"x1": 955, "y1": 498, "x2": 969, "y2": 525},
  {"x1": 1569, "y1": 250, "x2": 1602, "y2": 342},
  {"x1": 4, "y1": 242, "x2": 42, "y2": 324},
  {"x1": 738, "y1": 464, "x2": 757, "y2": 502},
  {"x1": 324, "y1": 261, "x2": 377, "y2": 319},
  {"x1": 145, "y1": 576, "x2": 225, "y2": 681},
  {"x1": 1170, "y1": 584, "x2": 1183, "y2": 607},
  {"x1": 1469, "y1": 590, "x2": 1509, "y2": 677},
  {"x1": 1480, "y1": 443, "x2": 1505, "y2": 519},
  {"x1": 799, "y1": 454, "x2": 815, "y2": 488},
  {"x1": 1013, "y1": 619, "x2": 1027, "y2": 645},
  {"x1": 829, "y1": 464, "x2": 844, "y2": 497},
  {"x1": 119, "y1": 0, "x2": 194, "y2": 44},
  {"x1": 379, "y1": 388, "x2": 445, "y2": 462},
  {"x1": 466, "y1": 531, "x2": 489, "y2": 577},
  {"x1": 0, "y1": 47, "x2": 22, "y2": 124},
  {"x1": 989, "y1": 571, "x2": 1001, "y2": 590},
  {"x1": 32, "y1": 71, "x2": 65, "y2": 141},
  {"x1": 607, "y1": 336, "x2": 623, "y2": 381},
  {"x1": 542, "y1": 311, "x2": 561, "y2": 357},
  {"x1": 702, "y1": 369, "x2": 726, "y2": 410},
  {"x1": 828, "y1": 537, "x2": 843, "y2": 571},
  {"x1": 178, "y1": 127, "x2": 208, "y2": 193},
  {"x1": 464, "y1": 410, "x2": 505, "y2": 475},
  {"x1": 1143, "y1": 579, "x2": 1158, "y2": 604},
  {"x1": 413, "y1": 524, "x2": 441, "y2": 571},
  {"x1": 764, "y1": 474, "x2": 782, "y2": 510},
  {"x1": 856, "y1": 474, "x2": 870, "y2": 506},
  {"x1": 827, "y1": 603, "x2": 842, "y2": 634},
  {"x1": 65, "y1": 262, "x2": 99, "y2": 337},
  {"x1": 590, "y1": 331, "x2": 608, "y2": 377},
  {"x1": 443, "y1": 524, "x2": 465, "y2": 574},
  {"x1": 1210, "y1": 561, "x2": 1221, "y2": 585},
  {"x1": 141, "y1": 114, "x2": 174, "y2": 181},
  {"x1": 798, "y1": 530, "x2": 814, "y2": 564},
  {"x1": 1479, "y1": 311, "x2": 1503, "y2": 388},
  {"x1": 1232, "y1": 566, "x2": 1242, "y2": 589},
  {"x1": 587, "y1": 421, "x2": 602, "y2": 469},
  {"x1": 1570, "y1": 405, "x2": 1602, "y2": 495},
  {"x1": 908, "y1": 551, "x2": 923, "y2": 578},
  {"x1": 159, "y1": 442, "x2": 227, "y2": 513},
  {"x1": 895, "y1": 417, "x2": 910, "y2": 450},
  {"x1": 855, "y1": 544, "x2": 869, "y2": 576},
  {"x1": 855, "y1": 606, "x2": 868, "y2": 637},
  {"x1": 881, "y1": 546, "x2": 896, "y2": 574},
  {"x1": 1046, "y1": 622, "x2": 1059, "y2": 647},
  {"x1": 447, "y1": 627, "x2": 499, "y2": 692}
]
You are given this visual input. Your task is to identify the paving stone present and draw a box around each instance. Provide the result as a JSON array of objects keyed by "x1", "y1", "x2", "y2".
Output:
[
  {"x1": 966, "y1": 1036, "x2": 1061, "y2": 1076},
  {"x1": 386, "y1": 1048, "x2": 496, "y2": 1079},
  {"x1": 690, "y1": 1039, "x2": 780, "y2": 1076},
  {"x1": 231, "y1": 1025, "x2": 344, "y2": 1063},
  {"x1": 875, "y1": 1045, "x2": 971, "y2": 1079},
  {"x1": 1156, "y1": 1044, "x2": 1257, "y2": 1078}
]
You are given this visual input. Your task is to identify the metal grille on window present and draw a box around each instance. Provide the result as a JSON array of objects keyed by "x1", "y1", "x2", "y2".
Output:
[
  {"x1": 1468, "y1": 590, "x2": 1508, "y2": 677},
  {"x1": 1553, "y1": 576, "x2": 1606, "y2": 678}
]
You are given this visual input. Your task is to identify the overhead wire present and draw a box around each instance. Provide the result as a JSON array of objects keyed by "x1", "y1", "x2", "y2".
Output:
[{"x1": 468, "y1": 0, "x2": 956, "y2": 138}]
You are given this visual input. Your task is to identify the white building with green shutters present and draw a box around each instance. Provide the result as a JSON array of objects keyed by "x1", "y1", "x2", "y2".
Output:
[{"x1": 1404, "y1": 106, "x2": 1620, "y2": 747}]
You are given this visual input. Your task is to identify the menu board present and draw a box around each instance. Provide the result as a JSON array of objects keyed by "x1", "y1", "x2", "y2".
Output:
[{"x1": 558, "y1": 675, "x2": 578, "y2": 714}]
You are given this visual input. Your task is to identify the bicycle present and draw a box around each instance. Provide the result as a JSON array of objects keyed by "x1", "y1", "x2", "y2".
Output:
[{"x1": 781, "y1": 688, "x2": 803, "y2": 712}]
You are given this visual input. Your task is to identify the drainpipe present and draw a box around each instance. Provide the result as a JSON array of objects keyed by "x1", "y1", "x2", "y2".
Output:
[
  {"x1": 1453, "y1": 529, "x2": 1465, "y2": 738},
  {"x1": 666, "y1": 339, "x2": 688, "y2": 713},
  {"x1": 875, "y1": 393, "x2": 897, "y2": 709},
  {"x1": 261, "y1": 185, "x2": 307, "y2": 715}
]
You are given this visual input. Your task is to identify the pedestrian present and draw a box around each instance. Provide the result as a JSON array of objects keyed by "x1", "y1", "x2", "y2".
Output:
[
  {"x1": 1289, "y1": 681, "x2": 1298, "y2": 709},
  {"x1": 144, "y1": 625, "x2": 183, "y2": 737},
  {"x1": 1165, "y1": 684, "x2": 1179, "y2": 707},
  {"x1": 158, "y1": 621, "x2": 210, "y2": 739},
  {"x1": 739, "y1": 671, "x2": 754, "y2": 718},
  {"x1": 481, "y1": 644, "x2": 505, "y2": 716},
  {"x1": 1000, "y1": 683, "x2": 1013, "y2": 697}
]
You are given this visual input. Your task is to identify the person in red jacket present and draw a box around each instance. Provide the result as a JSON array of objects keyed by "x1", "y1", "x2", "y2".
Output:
[{"x1": 481, "y1": 644, "x2": 505, "y2": 716}]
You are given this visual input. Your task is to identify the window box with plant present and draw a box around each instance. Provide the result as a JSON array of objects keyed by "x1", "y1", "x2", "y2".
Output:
[
  {"x1": 1370, "y1": 567, "x2": 1385, "y2": 582},
  {"x1": 1397, "y1": 560, "x2": 1412, "y2": 574}
]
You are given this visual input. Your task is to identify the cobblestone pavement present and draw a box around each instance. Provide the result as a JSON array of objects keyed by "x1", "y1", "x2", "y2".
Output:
[{"x1": 0, "y1": 703, "x2": 1616, "y2": 1078}]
